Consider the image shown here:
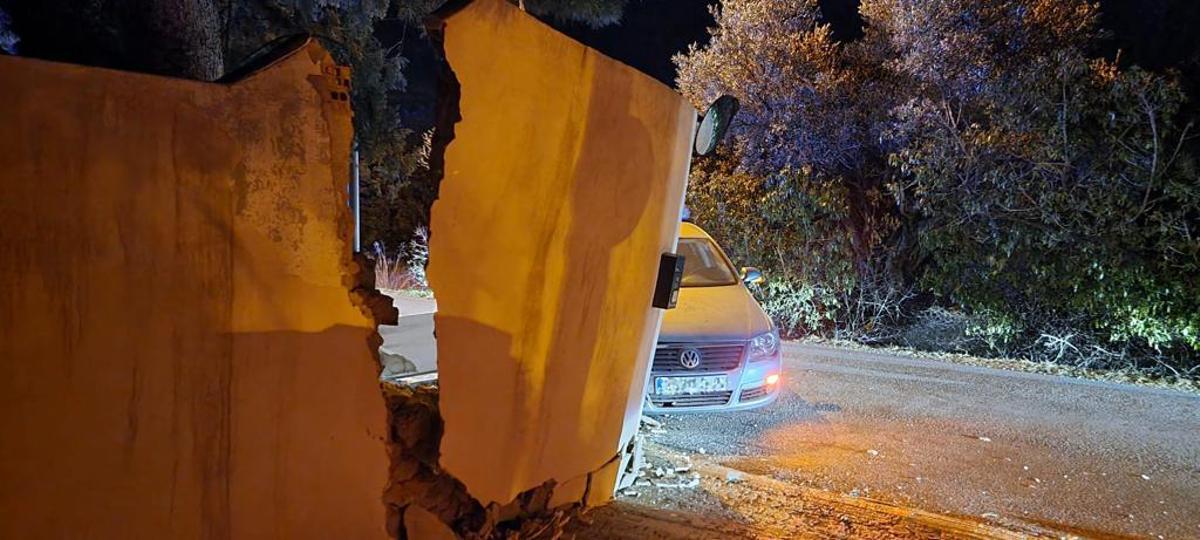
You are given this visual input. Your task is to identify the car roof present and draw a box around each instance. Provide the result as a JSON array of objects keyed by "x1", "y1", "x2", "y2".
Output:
[{"x1": 679, "y1": 221, "x2": 712, "y2": 240}]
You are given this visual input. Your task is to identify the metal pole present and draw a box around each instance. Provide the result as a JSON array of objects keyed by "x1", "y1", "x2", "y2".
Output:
[{"x1": 352, "y1": 148, "x2": 361, "y2": 253}]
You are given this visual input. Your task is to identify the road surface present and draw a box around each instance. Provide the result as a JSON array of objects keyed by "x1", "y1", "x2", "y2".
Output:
[
  {"x1": 632, "y1": 342, "x2": 1200, "y2": 538},
  {"x1": 375, "y1": 306, "x2": 1200, "y2": 537},
  {"x1": 378, "y1": 292, "x2": 437, "y2": 379}
]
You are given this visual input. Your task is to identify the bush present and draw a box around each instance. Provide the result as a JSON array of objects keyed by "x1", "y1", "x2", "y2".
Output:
[
  {"x1": 372, "y1": 226, "x2": 429, "y2": 292},
  {"x1": 689, "y1": 155, "x2": 912, "y2": 343},
  {"x1": 677, "y1": 0, "x2": 1200, "y2": 374},
  {"x1": 754, "y1": 279, "x2": 838, "y2": 338}
]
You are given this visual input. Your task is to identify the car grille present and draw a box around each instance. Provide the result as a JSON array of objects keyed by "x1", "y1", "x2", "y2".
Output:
[
  {"x1": 739, "y1": 385, "x2": 769, "y2": 402},
  {"x1": 652, "y1": 342, "x2": 745, "y2": 373},
  {"x1": 650, "y1": 391, "x2": 733, "y2": 408}
]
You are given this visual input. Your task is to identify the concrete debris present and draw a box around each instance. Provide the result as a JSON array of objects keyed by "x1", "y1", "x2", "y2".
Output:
[
  {"x1": 617, "y1": 433, "x2": 647, "y2": 492},
  {"x1": 867, "y1": 449, "x2": 879, "y2": 457},
  {"x1": 656, "y1": 476, "x2": 701, "y2": 489},
  {"x1": 385, "y1": 382, "x2": 591, "y2": 539},
  {"x1": 725, "y1": 470, "x2": 745, "y2": 484},
  {"x1": 978, "y1": 436, "x2": 992, "y2": 442}
]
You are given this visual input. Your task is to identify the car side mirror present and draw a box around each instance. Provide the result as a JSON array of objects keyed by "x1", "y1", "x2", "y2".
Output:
[
  {"x1": 740, "y1": 267, "x2": 764, "y2": 286},
  {"x1": 694, "y1": 95, "x2": 739, "y2": 156}
]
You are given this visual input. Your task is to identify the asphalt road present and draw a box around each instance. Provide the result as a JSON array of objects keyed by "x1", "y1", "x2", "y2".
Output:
[
  {"x1": 378, "y1": 293, "x2": 438, "y2": 379},
  {"x1": 647, "y1": 342, "x2": 1200, "y2": 539},
  {"x1": 377, "y1": 304, "x2": 1199, "y2": 537}
]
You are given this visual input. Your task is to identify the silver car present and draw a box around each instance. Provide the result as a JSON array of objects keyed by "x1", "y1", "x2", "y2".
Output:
[{"x1": 645, "y1": 222, "x2": 783, "y2": 413}]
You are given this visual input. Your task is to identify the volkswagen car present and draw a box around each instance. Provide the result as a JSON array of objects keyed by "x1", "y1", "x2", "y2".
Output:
[{"x1": 645, "y1": 222, "x2": 782, "y2": 413}]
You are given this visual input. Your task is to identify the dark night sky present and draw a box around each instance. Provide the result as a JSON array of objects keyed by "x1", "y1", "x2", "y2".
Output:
[{"x1": 548, "y1": 0, "x2": 714, "y2": 87}]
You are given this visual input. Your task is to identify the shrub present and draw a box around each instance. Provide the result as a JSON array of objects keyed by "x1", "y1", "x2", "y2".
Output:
[
  {"x1": 677, "y1": 0, "x2": 1200, "y2": 373},
  {"x1": 372, "y1": 226, "x2": 429, "y2": 292},
  {"x1": 754, "y1": 279, "x2": 838, "y2": 338}
]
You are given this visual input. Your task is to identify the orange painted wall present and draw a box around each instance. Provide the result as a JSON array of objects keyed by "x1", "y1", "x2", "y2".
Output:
[
  {"x1": 431, "y1": 0, "x2": 696, "y2": 506},
  {"x1": 0, "y1": 42, "x2": 389, "y2": 539}
]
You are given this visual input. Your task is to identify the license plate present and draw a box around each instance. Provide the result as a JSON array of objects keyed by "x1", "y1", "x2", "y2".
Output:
[{"x1": 654, "y1": 375, "x2": 727, "y2": 396}]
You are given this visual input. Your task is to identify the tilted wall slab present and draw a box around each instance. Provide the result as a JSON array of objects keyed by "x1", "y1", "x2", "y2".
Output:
[
  {"x1": 0, "y1": 42, "x2": 389, "y2": 539},
  {"x1": 430, "y1": 0, "x2": 697, "y2": 506}
]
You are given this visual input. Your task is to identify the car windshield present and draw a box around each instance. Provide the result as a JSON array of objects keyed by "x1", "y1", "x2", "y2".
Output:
[{"x1": 678, "y1": 237, "x2": 739, "y2": 287}]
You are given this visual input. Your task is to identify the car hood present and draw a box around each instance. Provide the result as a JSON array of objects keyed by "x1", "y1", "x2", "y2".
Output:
[{"x1": 659, "y1": 284, "x2": 772, "y2": 341}]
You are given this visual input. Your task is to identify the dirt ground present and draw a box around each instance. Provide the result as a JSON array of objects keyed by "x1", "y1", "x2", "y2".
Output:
[{"x1": 569, "y1": 441, "x2": 1072, "y2": 539}]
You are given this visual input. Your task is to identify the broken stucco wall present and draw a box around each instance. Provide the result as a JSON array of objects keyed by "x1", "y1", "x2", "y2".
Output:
[
  {"x1": 384, "y1": 378, "x2": 602, "y2": 539},
  {"x1": 428, "y1": 0, "x2": 697, "y2": 509},
  {"x1": 0, "y1": 42, "x2": 390, "y2": 539}
]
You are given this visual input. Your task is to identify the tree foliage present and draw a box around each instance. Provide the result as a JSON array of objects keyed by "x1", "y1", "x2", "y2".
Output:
[
  {"x1": 677, "y1": 0, "x2": 1200, "y2": 369},
  {"x1": 0, "y1": 5, "x2": 19, "y2": 54},
  {"x1": 523, "y1": 0, "x2": 632, "y2": 28}
]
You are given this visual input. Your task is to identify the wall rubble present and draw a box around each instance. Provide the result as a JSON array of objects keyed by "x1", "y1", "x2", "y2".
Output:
[{"x1": 385, "y1": 382, "x2": 621, "y2": 538}]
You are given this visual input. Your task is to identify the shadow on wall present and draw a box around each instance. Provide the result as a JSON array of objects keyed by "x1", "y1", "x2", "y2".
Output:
[{"x1": 542, "y1": 64, "x2": 655, "y2": 464}]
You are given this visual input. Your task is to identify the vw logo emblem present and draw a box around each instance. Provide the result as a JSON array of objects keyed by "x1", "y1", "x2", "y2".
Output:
[{"x1": 679, "y1": 348, "x2": 702, "y2": 369}]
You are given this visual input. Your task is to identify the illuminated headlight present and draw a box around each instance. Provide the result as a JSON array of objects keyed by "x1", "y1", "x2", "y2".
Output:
[{"x1": 749, "y1": 329, "x2": 779, "y2": 360}]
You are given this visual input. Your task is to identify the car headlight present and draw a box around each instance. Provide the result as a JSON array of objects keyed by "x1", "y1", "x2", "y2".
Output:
[{"x1": 749, "y1": 329, "x2": 779, "y2": 360}]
